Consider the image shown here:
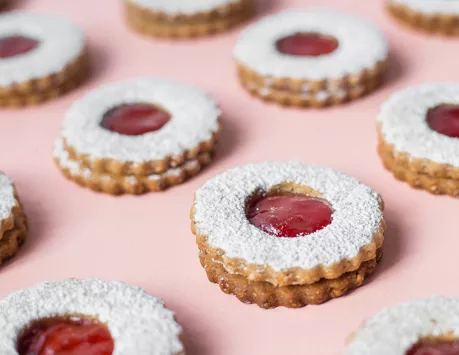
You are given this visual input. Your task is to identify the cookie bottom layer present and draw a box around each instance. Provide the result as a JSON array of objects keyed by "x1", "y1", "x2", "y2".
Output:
[
  {"x1": 379, "y1": 143, "x2": 459, "y2": 197},
  {"x1": 237, "y1": 60, "x2": 387, "y2": 108},
  {"x1": 387, "y1": 2, "x2": 459, "y2": 36},
  {"x1": 0, "y1": 212, "x2": 27, "y2": 264},
  {"x1": 0, "y1": 50, "x2": 90, "y2": 108},
  {"x1": 124, "y1": 0, "x2": 252, "y2": 38},
  {"x1": 55, "y1": 152, "x2": 213, "y2": 195},
  {"x1": 200, "y1": 246, "x2": 382, "y2": 309}
]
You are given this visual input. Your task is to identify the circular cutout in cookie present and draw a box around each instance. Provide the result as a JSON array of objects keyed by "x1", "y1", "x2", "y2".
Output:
[
  {"x1": 427, "y1": 104, "x2": 459, "y2": 138},
  {"x1": 100, "y1": 103, "x2": 171, "y2": 136},
  {"x1": 0, "y1": 35, "x2": 39, "y2": 59},
  {"x1": 17, "y1": 315, "x2": 114, "y2": 355},
  {"x1": 246, "y1": 192, "x2": 333, "y2": 238},
  {"x1": 406, "y1": 338, "x2": 459, "y2": 355},
  {"x1": 275, "y1": 32, "x2": 339, "y2": 57}
]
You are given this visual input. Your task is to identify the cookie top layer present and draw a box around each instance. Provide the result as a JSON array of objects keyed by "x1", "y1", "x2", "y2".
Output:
[
  {"x1": 378, "y1": 83, "x2": 459, "y2": 167},
  {"x1": 345, "y1": 297, "x2": 459, "y2": 354},
  {"x1": 0, "y1": 279, "x2": 183, "y2": 355},
  {"x1": 60, "y1": 78, "x2": 220, "y2": 163},
  {"x1": 390, "y1": 0, "x2": 459, "y2": 15},
  {"x1": 233, "y1": 9, "x2": 388, "y2": 81},
  {"x1": 126, "y1": 0, "x2": 242, "y2": 15},
  {"x1": 193, "y1": 161, "x2": 383, "y2": 271},
  {"x1": 0, "y1": 172, "x2": 15, "y2": 221},
  {"x1": 0, "y1": 12, "x2": 85, "y2": 87}
]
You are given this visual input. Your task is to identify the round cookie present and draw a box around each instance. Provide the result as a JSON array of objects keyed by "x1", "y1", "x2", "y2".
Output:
[
  {"x1": 387, "y1": 0, "x2": 459, "y2": 36},
  {"x1": 124, "y1": 0, "x2": 252, "y2": 38},
  {"x1": 0, "y1": 172, "x2": 27, "y2": 265},
  {"x1": 378, "y1": 83, "x2": 459, "y2": 196},
  {"x1": 191, "y1": 161, "x2": 385, "y2": 308},
  {"x1": 233, "y1": 9, "x2": 389, "y2": 107},
  {"x1": 0, "y1": 12, "x2": 89, "y2": 107},
  {"x1": 0, "y1": 278, "x2": 184, "y2": 355},
  {"x1": 345, "y1": 297, "x2": 459, "y2": 355}
]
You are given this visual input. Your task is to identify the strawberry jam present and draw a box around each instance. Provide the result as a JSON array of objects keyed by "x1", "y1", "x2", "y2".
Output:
[
  {"x1": 427, "y1": 104, "x2": 459, "y2": 138},
  {"x1": 100, "y1": 103, "x2": 170, "y2": 136},
  {"x1": 17, "y1": 316, "x2": 114, "y2": 355},
  {"x1": 275, "y1": 32, "x2": 338, "y2": 57},
  {"x1": 246, "y1": 192, "x2": 333, "y2": 238},
  {"x1": 0, "y1": 35, "x2": 39, "y2": 59},
  {"x1": 406, "y1": 339, "x2": 459, "y2": 355}
]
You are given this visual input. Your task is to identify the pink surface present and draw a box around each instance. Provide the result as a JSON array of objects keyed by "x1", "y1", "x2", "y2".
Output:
[{"x1": 1, "y1": 0, "x2": 459, "y2": 354}]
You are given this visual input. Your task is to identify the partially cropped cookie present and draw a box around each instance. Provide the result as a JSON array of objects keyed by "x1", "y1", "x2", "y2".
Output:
[
  {"x1": 0, "y1": 12, "x2": 89, "y2": 108},
  {"x1": 54, "y1": 78, "x2": 220, "y2": 195},
  {"x1": 378, "y1": 83, "x2": 459, "y2": 196},
  {"x1": 124, "y1": 0, "x2": 252, "y2": 38},
  {"x1": 234, "y1": 9, "x2": 388, "y2": 108},
  {"x1": 387, "y1": 0, "x2": 459, "y2": 36},
  {"x1": 0, "y1": 172, "x2": 27, "y2": 265},
  {"x1": 345, "y1": 297, "x2": 459, "y2": 355},
  {"x1": 191, "y1": 161, "x2": 385, "y2": 308},
  {"x1": 0, "y1": 279, "x2": 184, "y2": 354}
]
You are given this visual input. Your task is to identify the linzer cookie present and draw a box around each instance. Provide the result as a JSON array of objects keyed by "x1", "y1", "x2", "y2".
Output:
[
  {"x1": 124, "y1": 0, "x2": 252, "y2": 38},
  {"x1": 378, "y1": 84, "x2": 459, "y2": 196},
  {"x1": 54, "y1": 78, "x2": 220, "y2": 195},
  {"x1": 387, "y1": 0, "x2": 459, "y2": 36},
  {"x1": 0, "y1": 278, "x2": 184, "y2": 354},
  {"x1": 0, "y1": 12, "x2": 89, "y2": 108},
  {"x1": 233, "y1": 9, "x2": 389, "y2": 108},
  {"x1": 345, "y1": 297, "x2": 459, "y2": 354},
  {"x1": 191, "y1": 161, "x2": 385, "y2": 308},
  {"x1": 0, "y1": 172, "x2": 27, "y2": 264}
]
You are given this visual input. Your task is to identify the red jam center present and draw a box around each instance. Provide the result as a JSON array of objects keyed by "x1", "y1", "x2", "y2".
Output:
[
  {"x1": 17, "y1": 316, "x2": 114, "y2": 355},
  {"x1": 427, "y1": 104, "x2": 459, "y2": 138},
  {"x1": 275, "y1": 32, "x2": 339, "y2": 57},
  {"x1": 0, "y1": 35, "x2": 39, "y2": 59},
  {"x1": 246, "y1": 193, "x2": 333, "y2": 238},
  {"x1": 100, "y1": 103, "x2": 171, "y2": 136},
  {"x1": 406, "y1": 340, "x2": 459, "y2": 355}
]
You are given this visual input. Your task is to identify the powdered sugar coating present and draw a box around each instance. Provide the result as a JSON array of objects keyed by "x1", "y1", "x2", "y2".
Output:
[
  {"x1": 0, "y1": 12, "x2": 85, "y2": 87},
  {"x1": 61, "y1": 78, "x2": 220, "y2": 163},
  {"x1": 127, "y1": 0, "x2": 242, "y2": 14},
  {"x1": 345, "y1": 296, "x2": 459, "y2": 354},
  {"x1": 390, "y1": 0, "x2": 459, "y2": 15},
  {"x1": 378, "y1": 83, "x2": 459, "y2": 167},
  {"x1": 0, "y1": 278, "x2": 183, "y2": 355},
  {"x1": 193, "y1": 161, "x2": 383, "y2": 271},
  {"x1": 0, "y1": 172, "x2": 15, "y2": 221},
  {"x1": 233, "y1": 9, "x2": 388, "y2": 81}
]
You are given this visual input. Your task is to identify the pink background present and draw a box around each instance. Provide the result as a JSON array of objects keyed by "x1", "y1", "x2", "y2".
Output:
[{"x1": 1, "y1": 0, "x2": 459, "y2": 354}]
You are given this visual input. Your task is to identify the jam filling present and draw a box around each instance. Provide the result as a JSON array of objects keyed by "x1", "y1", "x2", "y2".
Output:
[
  {"x1": 406, "y1": 339, "x2": 459, "y2": 355},
  {"x1": 427, "y1": 104, "x2": 459, "y2": 138},
  {"x1": 246, "y1": 192, "x2": 333, "y2": 238},
  {"x1": 100, "y1": 103, "x2": 171, "y2": 136},
  {"x1": 0, "y1": 35, "x2": 39, "y2": 59},
  {"x1": 275, "y1": 32, "x2": 339, "y2": 57},
  {"x1": 17, "y1": 316, "x2": 114, "y2": 355}
]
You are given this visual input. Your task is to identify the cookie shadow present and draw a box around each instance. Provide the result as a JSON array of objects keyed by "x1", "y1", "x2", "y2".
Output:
[
  {"x1": 214, "y1": 115, "x2": 245, "y2": 163},
  {"x1": 86, "y1": 42, "x2": 112, "y2": 83},
  {"x1": 385, "y1": 50, "x2": 406, "y2": 86},
  {"x1": 253, "y1": 0, "x2": 277, "y2": 16}
]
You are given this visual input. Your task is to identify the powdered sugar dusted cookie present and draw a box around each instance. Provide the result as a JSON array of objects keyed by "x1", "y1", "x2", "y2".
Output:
[
  {"x1": 378, "y1": 83, "x2": 459, "y2": 196},
  {"x1": 191, "y1": 161, "x2": 385, "y2": 308},
  {"x1": 345, "y1": 297, "x2": 459, "y2": 355},
  {"x1": 234, "y1": 9, "x2": 388, "y2": 107},
  {"x1": 0, "y1": 278, "x2": 184, "y2": 355},
  {"x1": 124, "y1": 0, "x2": 252, "y2": 38},
  {"x1": 0, "y1": 12, "x2": 89, "y2": 107},
  {"x1": 387, "y1": 0, "x2": 459, "y2": 36}
]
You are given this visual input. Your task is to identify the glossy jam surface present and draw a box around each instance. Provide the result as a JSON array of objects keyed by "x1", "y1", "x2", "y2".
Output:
[
  {"x1": 17, "y1": 316, "x2": 114, "y2": 355},
  {"x1": 427, "y1": 104, "x2": 459, "y2": 138},
  {"x1": 275, "y1": 32, "x2": 339, "y2": 57},
  {"x1": 0, "y1": 35, "x2": 39, "y2": 59},
  {"x1": 100, "y1": 103, "x2": 171, "y2": 136},
  {"x1": 406, "y1": 339, "x2": 459, "y2": 355},
  {"x1": 246, "y1": 192, "x2": 333, "y2": 238}
]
